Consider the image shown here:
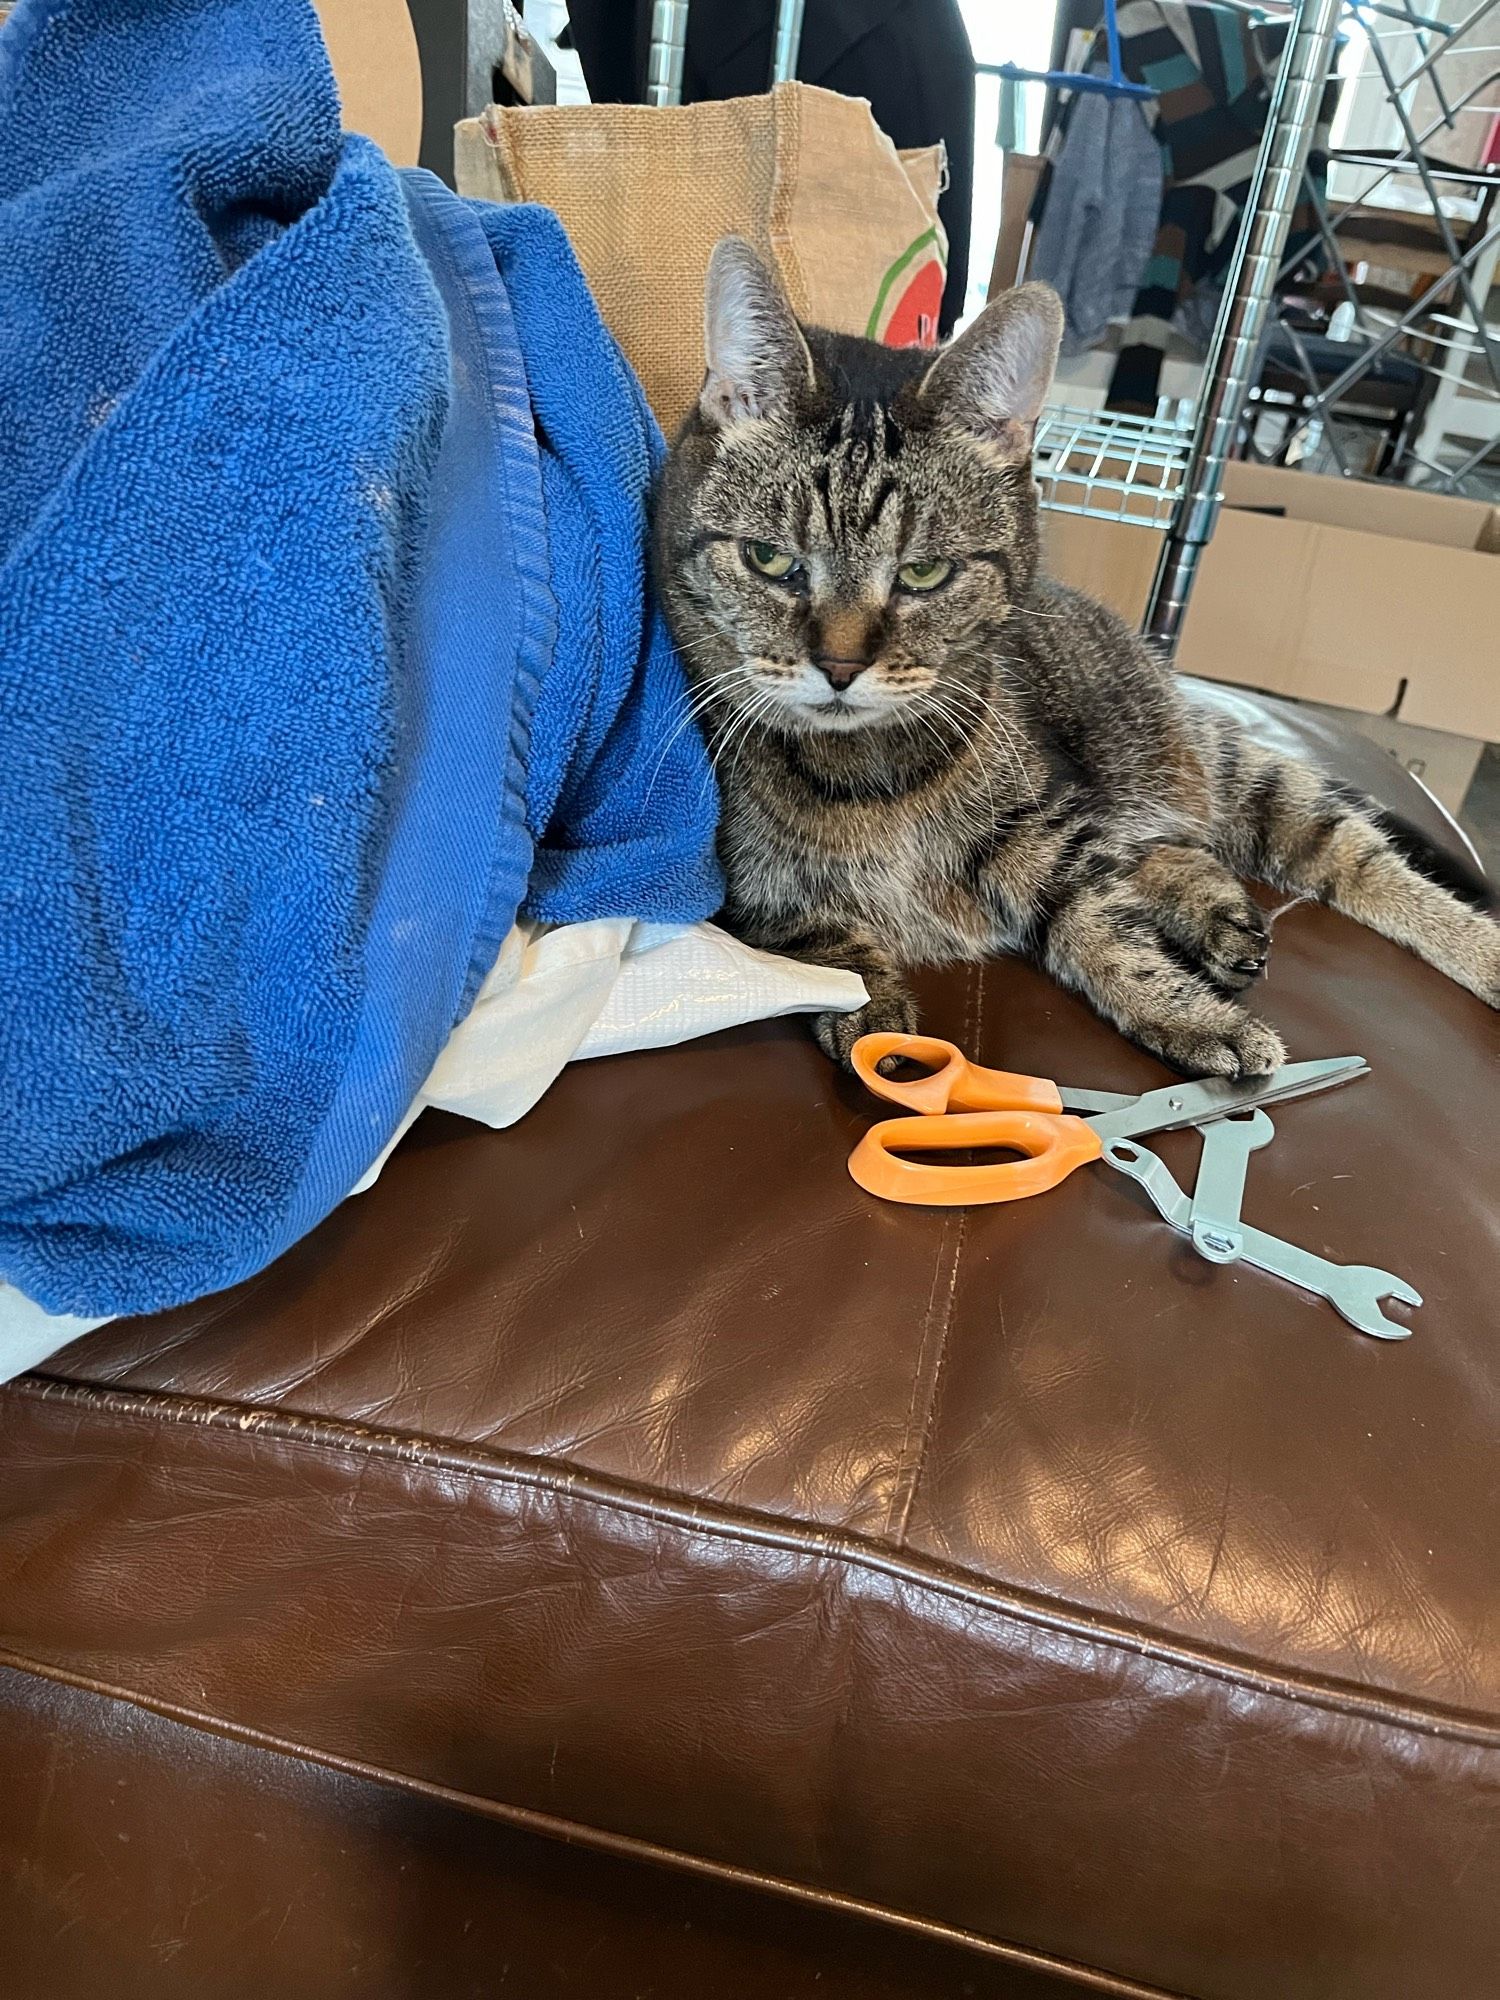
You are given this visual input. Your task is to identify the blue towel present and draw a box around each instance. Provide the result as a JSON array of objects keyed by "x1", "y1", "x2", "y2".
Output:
[
  {"x1": 476, "y1": 198, "x2": 723, "y2": 925},
  {"x1": 0, "y1": 0, "x2": 721, "y2": 1319}
]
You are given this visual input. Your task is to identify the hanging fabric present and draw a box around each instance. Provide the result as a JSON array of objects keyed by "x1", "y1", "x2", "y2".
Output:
[
  {"x1": 1103, "y1": 0, "x2": 1337, "y2": 412},
  {"x1": 1027, "y1": 78, "x2": 1164, "y2": 355}
]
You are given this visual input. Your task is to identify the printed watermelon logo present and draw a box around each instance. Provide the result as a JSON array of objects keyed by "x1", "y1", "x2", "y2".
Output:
[{"x1": 867, "y1": 228, "x2": 946, "y2": 348}]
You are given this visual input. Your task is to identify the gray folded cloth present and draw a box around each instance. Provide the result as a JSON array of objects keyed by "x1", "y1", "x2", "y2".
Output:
[{"x1": 1029, "y1": 88, "x2": 1163, "y2": 358}]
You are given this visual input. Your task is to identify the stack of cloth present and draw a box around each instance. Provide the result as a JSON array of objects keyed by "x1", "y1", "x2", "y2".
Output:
[
  {"x1": 1029, "y1": 0, "x2": 1336, "y2": 412},
  {"x1": 0, "y1": 0, "x2": 728, "y2": 1322}
]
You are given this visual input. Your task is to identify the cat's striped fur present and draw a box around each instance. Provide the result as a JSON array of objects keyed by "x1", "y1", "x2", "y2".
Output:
[{"x1": 653, "y1": 239, "x2": 1500, "y2": 1075}]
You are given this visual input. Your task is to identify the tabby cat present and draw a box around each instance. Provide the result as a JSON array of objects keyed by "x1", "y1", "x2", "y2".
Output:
[{"x1": 654, "y1": 237, "x2": 1500, "y2": 1075}]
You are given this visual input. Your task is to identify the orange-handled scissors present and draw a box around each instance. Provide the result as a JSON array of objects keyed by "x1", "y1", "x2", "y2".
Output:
[{"x1": 848, "y1": 1033, "x2": 1367, "y2": 1207}]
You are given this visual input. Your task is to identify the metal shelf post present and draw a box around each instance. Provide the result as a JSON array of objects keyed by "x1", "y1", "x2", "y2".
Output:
[{"x1": 1143, "y1": 0, "x2": 1346, "y2": 649}]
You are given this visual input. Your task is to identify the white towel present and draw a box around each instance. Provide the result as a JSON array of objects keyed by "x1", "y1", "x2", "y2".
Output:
[{"x1": 1, "y1": 921, "x2": 865, "y2": 1381}]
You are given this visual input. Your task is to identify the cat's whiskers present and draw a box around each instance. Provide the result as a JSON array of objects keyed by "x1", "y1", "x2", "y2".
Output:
[
  {"x1": 936, "y1": 678, "x2": 1039, "y2": 809},
  {"x1": 673, "y1": 628, "x2": 760, "y2": 684},
  {"x1": 714, "y1": 682, "x2": 788, "y2": 798},
  {"x1": 893, "y1": 709, "x2": 996, "y2": 851},
  {"x1": 1009, "y1": 602, "x2": 1072, "y2": 622},
  {"x1": 913, "y1": 690, "x2": 1002, "y2": 835},
  {"x1": 680, "y1": 666, "x2": 758, "y2": 716},
  {"x1": 643, "y1": 664, "x2": 758, "y2": 804},
  {"x1": 893, "y1": 702, "x2": 962, "y2": 786},
  {"x1": 708, "y1": 673, "x2": 779, "y2": 762},
  {"x1": 959, "y1": 684, "x2": 1037, "y2": 804},
  {"x1": 680, "y1": 659, "x2": 757, "y2": 697}
]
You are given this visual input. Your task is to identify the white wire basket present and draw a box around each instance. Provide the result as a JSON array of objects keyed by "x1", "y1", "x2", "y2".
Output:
[{"x1": 1033, "y1": 404, "x2": 1196, "y2": 528}]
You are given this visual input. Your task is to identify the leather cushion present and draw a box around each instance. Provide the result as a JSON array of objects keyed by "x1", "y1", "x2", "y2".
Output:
[{"x1": 2, "y1": 692, "x2": 1497, "y2": 1999}]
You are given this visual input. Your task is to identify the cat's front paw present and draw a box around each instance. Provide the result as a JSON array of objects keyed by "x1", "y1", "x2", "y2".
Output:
[
  {"x1": 813, "y1": 990, "x2": 919, "y2": 1070},
  {"x1": 1136, "y1": 849, "x2": 1272, "y2": 994},
  {"x1": 1160, "y1": 877, "x2": 1271, "y2": 993},
  {"x1": 1144, "y1": 1010, "x2": 1287, "y2": 1080},
  {"x1": 1197, "y1": 893, "x2": 1272, "y2": 994}
]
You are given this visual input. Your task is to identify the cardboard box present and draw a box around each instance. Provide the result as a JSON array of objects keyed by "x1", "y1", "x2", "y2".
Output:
[
  {"x1": 1298, "y1": 704, "x2": 1485, "y2": 814},
  {"x1": 1043, "y1": 463, "x2": 1500, "y2": 760},
  {"x1": 1044, "y1": 511, "x2": 1162, "y2": 626},
  {"x1": 1179, "y1": 463, "x2": 1500, "y2": 742},
  {"x1": 314, "y1": 0, "x2": 422, "y2": 167}
]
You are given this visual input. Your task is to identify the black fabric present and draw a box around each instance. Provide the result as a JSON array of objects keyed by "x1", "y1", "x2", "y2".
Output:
[
  {"x1": 560, "y1": 0, "x2": 646, "y2": 102},
  {"x1": 564, "y1": 0, "x2": 976, "y2": 336}
]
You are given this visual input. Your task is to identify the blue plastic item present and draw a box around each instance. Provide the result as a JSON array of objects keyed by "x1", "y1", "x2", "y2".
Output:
[{"x1": 997, "y1": 0, "x2": 1156, "y2": 101}]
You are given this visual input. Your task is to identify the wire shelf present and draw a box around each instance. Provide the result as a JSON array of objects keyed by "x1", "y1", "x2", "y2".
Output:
[{"x1": 1032, "y1": 404, "x2": 1195, "y2": 528}]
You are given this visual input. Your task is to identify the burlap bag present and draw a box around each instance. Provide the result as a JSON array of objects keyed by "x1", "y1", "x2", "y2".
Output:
[{"x1": 454, "y1": 82, "x2": 947, "y2": 438}]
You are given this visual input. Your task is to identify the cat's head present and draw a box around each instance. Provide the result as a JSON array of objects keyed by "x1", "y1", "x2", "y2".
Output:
[{"x1": 655, "y1": 237, "x2": 1063, "y2": 738}]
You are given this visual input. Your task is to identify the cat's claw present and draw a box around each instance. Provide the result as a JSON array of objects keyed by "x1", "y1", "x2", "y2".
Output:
[
  {"x1": 1180, "y1": 892, "x2": 1272, "y2": 995},
  {"x1": 1211, "y1": 914, "x2": 1272, "y2": 991},
  {"x1": 815, "y1": 992, "x2": 919, "y2": 1071}
]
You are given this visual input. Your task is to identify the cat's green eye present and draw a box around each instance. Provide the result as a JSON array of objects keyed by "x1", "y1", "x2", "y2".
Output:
[
  {"x1": 743, "y1": 540, "x2": 798, "y2": 581},
  {"x1": 896, "y1": 558, "x2": 955, "y2": 593}
]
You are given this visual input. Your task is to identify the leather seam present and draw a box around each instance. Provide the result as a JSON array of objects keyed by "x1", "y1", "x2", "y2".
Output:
[
  {"x1": 924, "y1": 964, "x2": 986, "y2": 1521},
  {"x1": 888, "y1": 968, "x2": 980, "y2": 1544},
  {"x1": 898, "y1": 1209, "x2": 963, "y2": 1549},
  {"x1": 887, "y1": 1210, "x2": 963, "y2": 1544},
  {"x1": 0, "y1": 1652, "x2": 1189, "y2": 2000},
  {"x1": 9, "y1": 1373, "x2": 1500, "y2": 1748}
]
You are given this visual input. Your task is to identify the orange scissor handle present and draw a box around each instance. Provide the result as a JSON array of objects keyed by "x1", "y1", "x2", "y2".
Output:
[
  {"x1": 848, "y1": 1109, "x2": 1105, "y2": 1206},
  {"x1": 852, "y1": 1033, "x2": 1066, "y2": 1117}
]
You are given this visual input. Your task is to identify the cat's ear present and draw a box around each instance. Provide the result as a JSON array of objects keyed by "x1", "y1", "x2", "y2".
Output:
[
  {"x1": 700, "y1": 236, "x2": 814, "y2": 427},
  {"x1": 919, "y1": 283, "x2": 1063, "y2": 462}
]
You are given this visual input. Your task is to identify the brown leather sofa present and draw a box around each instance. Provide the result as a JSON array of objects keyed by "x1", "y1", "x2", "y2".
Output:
[{"x1": 3, "y1": 685, "x2": 1498, "y2": 2000}]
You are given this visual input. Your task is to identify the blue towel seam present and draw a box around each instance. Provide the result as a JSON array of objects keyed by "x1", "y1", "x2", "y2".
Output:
[{"x1": 399, "y1": 170, "x2": 556, "y2": 1018}]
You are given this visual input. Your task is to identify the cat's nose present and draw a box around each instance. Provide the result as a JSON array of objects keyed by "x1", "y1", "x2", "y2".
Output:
[{"x1": 814, "y1": 656, "x2": 872, "y2": 691}]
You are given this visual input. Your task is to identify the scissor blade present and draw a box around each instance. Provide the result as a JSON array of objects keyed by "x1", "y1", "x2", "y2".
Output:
[
  {"x1": 1087, "y1": 1055, "x2": 1369, "y2": 1143},
  {"x1": 1058, "y1": 1085, "x2": 1139, "y2": 1114}
]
